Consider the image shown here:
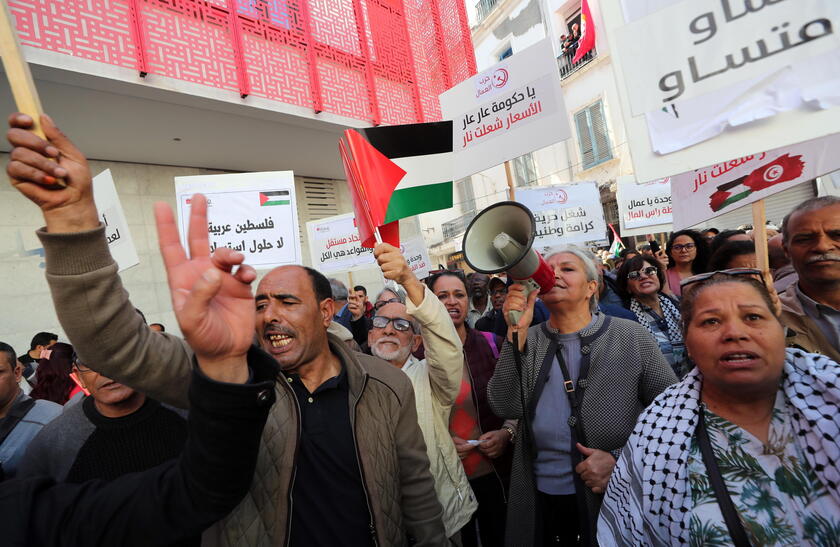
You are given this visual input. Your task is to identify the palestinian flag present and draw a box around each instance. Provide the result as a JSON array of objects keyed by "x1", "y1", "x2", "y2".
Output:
[
  {"x1": 708, "y1": 154, "x2": 805, "y2": 212},
  {"x1": 341, "y1": 121, "x2": 453, "y2": 248},
  {"x1": 607, "y1": 223, "x2": 624, "y2": 258},
  {"x1": 259, "y1": 190, "x2": 290, "y2": 206}
]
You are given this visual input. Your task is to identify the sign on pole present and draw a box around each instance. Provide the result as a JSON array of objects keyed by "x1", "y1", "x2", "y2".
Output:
[
  {"x1": 439, "y1": 39, "x2": 571, "y2": 180},
  {"x1": 616, "y1": 176, "x2": 673, "y2": 236},
  {"x1": 92, "y1": 169, "x2": 139, "y2": 272},
  {"x1": 175, "y1": 172, "x2": 302, "y2": 270},
  {"x1": 599, "y1": 0, "x2": 840, "y2": 182},
  {"x1": 670, "y1": 133, "x2": 840, "y2": 230},
  {"x1": 516, "y1": 182, "x2": 608, "y2": 252},
  {"x1": 308, "y1": 213, "x2": 433, "y2": 279}
]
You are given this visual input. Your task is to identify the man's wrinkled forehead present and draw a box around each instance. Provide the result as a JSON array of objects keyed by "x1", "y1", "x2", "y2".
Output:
[
  {"x1": 376, "y1": 302, "x2": 410, "y2": 321},
  {"x1": 256, "y1": 265, "x2": 313, "y2": 300}
]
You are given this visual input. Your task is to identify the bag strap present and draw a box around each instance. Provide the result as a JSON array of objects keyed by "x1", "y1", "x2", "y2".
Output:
[
  {"x1": 696, "y1": 407, "x2": 753, "y2": 547},
  {"x1": 0, "y1": 396, "x2": 36, "y2": 446}
]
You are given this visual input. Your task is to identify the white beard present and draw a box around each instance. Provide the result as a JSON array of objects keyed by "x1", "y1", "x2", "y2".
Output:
[{"x1": 371, "y1": 336, "x2": 412, "y2": 365}]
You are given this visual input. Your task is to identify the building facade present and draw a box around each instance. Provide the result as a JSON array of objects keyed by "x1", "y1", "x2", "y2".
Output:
[{"x1": 0, "y1": 0, "x2": 475, "y2": 350}]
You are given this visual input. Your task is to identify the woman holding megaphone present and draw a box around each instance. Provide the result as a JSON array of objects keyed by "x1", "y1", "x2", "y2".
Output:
[{"x1": 487, "y1": 247, "x2": 677, "y2": 547}]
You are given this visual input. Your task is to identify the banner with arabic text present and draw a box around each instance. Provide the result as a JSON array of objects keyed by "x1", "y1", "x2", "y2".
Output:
[
  {"x1": 616, "y1": 176, "x2": 673, "y2": 235},
  {"x1": 175, "y1": 171, "x2": 302, "y2": 270},
  {"x1": 439, "y1": 39, "x2": 570, "y2": 180},
  {"x1": 516, "y1": 182, "x2": 608, "y2": 251},
  {"x1": 308, "y1": 213, "x2": 433, "y2": 278},
  {"x1": 670, "y1": 133, "x2": 840, "y2": 230},
  {"x1": 599, "y1": 0, "x2": 840, "y2": 183},
  {"x1": 93, "y1": 169, "x2": 139, "y2": 272}
]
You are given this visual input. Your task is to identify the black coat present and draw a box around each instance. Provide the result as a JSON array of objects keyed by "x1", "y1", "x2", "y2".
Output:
[{"x1": 1, "y1": 346, "x2": 277, "y2": 546}]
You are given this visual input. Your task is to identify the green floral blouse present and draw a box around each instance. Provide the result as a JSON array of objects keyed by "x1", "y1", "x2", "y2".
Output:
[{"x1": 688, "y1": 392, "x2": 840, "y2": 546}]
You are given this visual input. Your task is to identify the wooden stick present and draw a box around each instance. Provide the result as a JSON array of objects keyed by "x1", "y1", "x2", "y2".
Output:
[
  {"x1": 752, "y1": 200, "x2": 769, "y2": 275},
  {"x1": 0, "y1": 1, "x2": 64, "y2": 186},
  {"x1": 504, "y1": 160, "x2": 515, "y2": 200}
]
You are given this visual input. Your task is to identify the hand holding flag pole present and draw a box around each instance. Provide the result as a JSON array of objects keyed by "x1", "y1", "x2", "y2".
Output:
[{"x1": 0, "y1": 0, "x2": 65, "y2": 187}]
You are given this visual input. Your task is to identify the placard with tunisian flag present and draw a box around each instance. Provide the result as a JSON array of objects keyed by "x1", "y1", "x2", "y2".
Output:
[{"x1": 670, "y1": 133, "x2": 840, "y2": 230}]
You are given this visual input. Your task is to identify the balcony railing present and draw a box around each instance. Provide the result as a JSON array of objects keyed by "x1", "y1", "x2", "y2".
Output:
[
  {"x1": 476, "y1": 0, "x2": 501, "y2": 22},
  {"x1": 557, "y1": 48, "x2": 597, "y2": 79},
  {"x1": 442, "y1": 212, "x2": 477, "y2": 240}
]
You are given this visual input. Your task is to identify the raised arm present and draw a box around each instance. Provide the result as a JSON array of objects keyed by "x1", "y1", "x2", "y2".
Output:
[
  {"x1": 375, "y1": 244, "x2": 463, "y2": 406},
  {"x1": 7, "y1": 113, "x2": 258, "y2": 406}
]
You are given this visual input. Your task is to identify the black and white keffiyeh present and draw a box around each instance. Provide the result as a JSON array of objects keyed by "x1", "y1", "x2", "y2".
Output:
[
  {"x1": 630, "y1": 294, "x2": 683, "y2": 346},
  {"x1": 597, "y1": 349, "x2": 840, "y2": 546}
]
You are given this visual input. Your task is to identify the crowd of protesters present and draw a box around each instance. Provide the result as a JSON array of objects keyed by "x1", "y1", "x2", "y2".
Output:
[{"x1": 0, "y1": 112, "x2": 839, "y2": 546}]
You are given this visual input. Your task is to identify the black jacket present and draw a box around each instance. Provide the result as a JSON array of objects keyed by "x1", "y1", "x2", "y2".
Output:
[{"x1": 1, "y1": 346, "x2": 277, "y2": 546}]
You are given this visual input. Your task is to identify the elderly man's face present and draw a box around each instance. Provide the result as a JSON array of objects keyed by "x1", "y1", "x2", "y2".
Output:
[
  {"x1": 470, "y1": 274, "x2": 490, "y2": 299},
  {"x1": 367, "y1": 302, "x2": 420, "y2": 366},
  {"x1": 784, "y1": 204, "x2": 840, "y2": 287}
]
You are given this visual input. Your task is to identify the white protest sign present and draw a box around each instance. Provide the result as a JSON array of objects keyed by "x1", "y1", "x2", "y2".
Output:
[
  {"x1": 599, "y1": 0, "x2": 840, "y2": 182},
  {"x1": 175, "y1": 172, "x2": 302, "y2": 270},
  {"x1": 307, "y1": 213, "x2": 375, "y2": 274},
  {"x1": 440, "y1": 39, "x2": 571, "y2": 180},
  {"x1": 616, "y1": 176, "x2": 674, "y2": 236},
  {"x1": 92, "y1": 169, "x2": 139, "y2": 272},
  {"x1": 516, "y1": 183, "x2": 608, "y2": 250},
  {"x1": 670, "y1": 133, "x2": 840, "y2": 230},
  {"x1": 401, "y1": 236, "x2": 433, "y2": 280}
]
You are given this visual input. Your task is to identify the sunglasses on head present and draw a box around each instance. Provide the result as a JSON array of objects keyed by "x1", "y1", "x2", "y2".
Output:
[
  {"x1": 374, "y1": 298, "x2": 401, "y2": 311},
  {"x1": 371, "y1": 316, "x2": 413, "y2": 332},
  {"x1": 680, "y1": 268, "x2": 763, "y2": 289},
  {"x1": 627, "y1": 266, "x2": 658, "y2": 280}
]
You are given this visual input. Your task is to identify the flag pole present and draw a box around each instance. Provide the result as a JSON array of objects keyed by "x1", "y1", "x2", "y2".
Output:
[
  {"x1": 0, "y1": 0, "x2": 65, "y2": 187},
  {"x1": 752, "y1": 200, "x2": 769, "y2": 281}
]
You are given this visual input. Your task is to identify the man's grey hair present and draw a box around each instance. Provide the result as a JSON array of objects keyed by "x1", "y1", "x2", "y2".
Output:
[
  {"x1": 546, "y1": 246, "x2": 600, "y2": 312},
  {"x1": 328, "y1": 278, "x2": 349, "y2": 301},
  {"x1": 375, "y1": 287, "x2": 406, "y2": 305},
  {"x1": 781, "y1": 195, "x2": 840, "y2": 244}
]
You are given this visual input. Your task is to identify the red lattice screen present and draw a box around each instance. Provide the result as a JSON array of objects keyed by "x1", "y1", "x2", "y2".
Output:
[{"x1": 9, "y1": 0, "x2": 476, "y2": 124}]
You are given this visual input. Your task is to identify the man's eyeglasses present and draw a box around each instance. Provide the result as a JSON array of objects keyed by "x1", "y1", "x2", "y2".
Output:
[
  {"x1": 627, "y1": 266, "x2": 658, "y2": 280},
  {"x1": 680, "y1": 268, "x2": 763, "y2": 289},
  {"x1": 71, "y1": 353, "x2": 93, "y2": 374},
  {"x1": 371, "y1": 316, "x2": 414, "y2": 332},
  {"x1": 672, "y1": 243, "x2": 696, "y2": 252},
  {"x1": 374, "y1": 298, "x2": 401, "y2": 311}
]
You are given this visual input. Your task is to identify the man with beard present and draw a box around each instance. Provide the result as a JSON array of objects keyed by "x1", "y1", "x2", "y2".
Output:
[
  {"x1": 779, "y1": 196, "x2": 840, "y2": 360},
  {"x1": 466, "y1": 273, "x2": 491, "y2": 328},
  {"x1": 18, "y1": 354, "x2": 187, "y2": 485},
  {"x1": 368, "y1": 246, "x2": 477, "y2": 541},
  {"x1": 5, "y1": 112, "x2": 445, "y2": 546}
]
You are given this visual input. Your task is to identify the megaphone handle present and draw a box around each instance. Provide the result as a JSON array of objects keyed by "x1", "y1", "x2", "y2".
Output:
[{"x1": 507, "y1": 278, "x2": 540, "y2": 328}]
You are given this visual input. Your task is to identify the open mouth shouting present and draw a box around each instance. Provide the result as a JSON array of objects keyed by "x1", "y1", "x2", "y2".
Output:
[
  {"x1": 719, "y1": 350, "x2": 760, "y2": 368},
  {"x1": 264, "y1": 327, "x2": 296, "y2": 354}
]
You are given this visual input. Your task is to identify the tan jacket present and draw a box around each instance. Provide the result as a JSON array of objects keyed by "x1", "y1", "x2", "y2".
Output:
[
  {"x1": 779, "y1": 283, "x2": 840, "y2": 362},
  {"x1": 38, "y1": 225, "x2": 447, "y2": 546},
  {"x1": 403, "y1": 287, "x2": 477, "y2": 537}
]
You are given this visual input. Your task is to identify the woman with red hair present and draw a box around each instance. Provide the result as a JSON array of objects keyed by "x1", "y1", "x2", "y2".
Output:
[{"x1": 29, "y1": 342, "x2": 82, "y2": 405}]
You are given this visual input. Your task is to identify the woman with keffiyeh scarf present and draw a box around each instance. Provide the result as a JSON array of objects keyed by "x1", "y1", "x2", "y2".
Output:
[
  {"x1": 616, "y1": 255, "x2": 685, "y2": 376},
  {"x1": 598, "y1": 272, "x2": 840, "y2": 546}
]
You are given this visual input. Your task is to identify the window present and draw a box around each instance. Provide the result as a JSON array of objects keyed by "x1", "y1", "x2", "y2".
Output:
[
  {"x1": 498, "y1": 46, "x2": 513, "y2": 61},
  {"x1": 456, "y1": 177, "x2": 476, "y2": 214},
  {"x1": 511, "y1": 153, "x2": 537, "y2": 187},
  {"x1": 574, "y1": 100, "x2": 613, "y2": 170}
]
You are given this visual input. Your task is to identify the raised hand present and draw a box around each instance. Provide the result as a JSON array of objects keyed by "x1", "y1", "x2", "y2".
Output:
[
  {"x1": 374, "y1": 242, "x2": 425, "y2": 307},
  {"x1": 503, "y1": 283, "x2": 538, "y2": 349},
  {"x1": 6, "y1": 113, "x2": 99, "y2": 233},
  {"x1": 155, "y1": 194, "x2": 257, "y2": 381}
]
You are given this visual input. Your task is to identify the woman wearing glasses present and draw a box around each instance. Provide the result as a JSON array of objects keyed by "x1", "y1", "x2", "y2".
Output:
[
  {"x1": 598, "y1": 271, "x2": 840, "y2": 546},
  {"x1": 615, "y1": 256, "x2": 685, "y2": 375},
  {"x1": 665, "y1": 230, "x2": 710, "y2": 297},
  {"x1": 488, "y1": 248, "x2": 676, "y2": 547}
]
